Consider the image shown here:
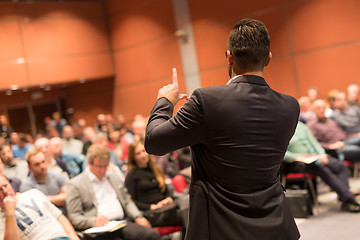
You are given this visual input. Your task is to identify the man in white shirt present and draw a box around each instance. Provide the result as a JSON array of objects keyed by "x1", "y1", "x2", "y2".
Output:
[
  {"x1": 66, "y1": 144, "x2": 160, "y2": 240},
  {"x1": 0, "y1": 175, "x2": 79, "y2": 240}
]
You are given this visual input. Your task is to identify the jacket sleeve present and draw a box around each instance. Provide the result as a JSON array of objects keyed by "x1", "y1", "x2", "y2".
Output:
[
  {"x1": 145, "y1": 89, "x2": 205, "y2": 155},
  {"x1": 66, "y1": 179, "x2": 96, "y2": 230},
  {"x1": 118, "y1": 185, "x2": 143, "y2": 220}
]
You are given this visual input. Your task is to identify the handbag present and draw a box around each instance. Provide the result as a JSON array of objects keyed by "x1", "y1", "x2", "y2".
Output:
[{"x1": 143, "y1": 202, "x2": 179, "y2": 227}]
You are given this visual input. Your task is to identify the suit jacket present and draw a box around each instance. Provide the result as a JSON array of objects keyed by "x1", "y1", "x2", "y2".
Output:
[
  {"x1": 145, "y1": 75, "x2": 300, "y2": 240},
  {"x1": 66, "y1": 170, "x2": 142, "y2": 230}
]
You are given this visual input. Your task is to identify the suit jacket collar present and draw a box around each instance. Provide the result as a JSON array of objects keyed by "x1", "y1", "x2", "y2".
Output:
[{"x1": 228, "y1": 74, "x2": 269, "y2": 87}]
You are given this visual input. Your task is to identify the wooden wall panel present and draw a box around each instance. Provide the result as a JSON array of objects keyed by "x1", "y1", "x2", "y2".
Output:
[
  {"x1": 0, "y1": 1, "x2": 113, "y2": 91},
  {"x1": 295, "y1": 43, "x2": 360, "y2": 97},
  {"x1": 289, "y1": 0, "x2": 360, "y2": 53},
  {"x1": 28, "y1": 53, "x2": 114, "y2": 85},
  {"x1": 189, "y1": 0, "x2": 283, "y2": 29},
  {"x1": 109, "y1": 0, "x2": 175, "y2": 50},
  {"x1": 21, "y1": 18, "x2": 110, "y2": 57}
]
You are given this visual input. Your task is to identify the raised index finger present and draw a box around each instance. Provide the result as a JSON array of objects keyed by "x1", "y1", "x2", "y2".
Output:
[{"x1": 172, "y1": 67, "x2": 178, "y2": 87}]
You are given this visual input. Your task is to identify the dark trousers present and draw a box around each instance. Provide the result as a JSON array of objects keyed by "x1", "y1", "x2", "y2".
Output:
[
  {"x1": 85, "y1": 221, "x2": 161, "y2": 240},
  {"x1": 305, "y1": 156, "x2": 352, "y2": 202}
]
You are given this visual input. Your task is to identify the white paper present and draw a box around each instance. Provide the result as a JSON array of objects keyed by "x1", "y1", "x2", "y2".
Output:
[{"x1": 83, "y1": 220, "x2": 127, "y2": 234}]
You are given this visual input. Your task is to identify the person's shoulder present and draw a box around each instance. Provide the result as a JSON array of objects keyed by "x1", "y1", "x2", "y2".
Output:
[
  {"x1": 69, "y1": 171, "x2": 87, "y2": 184},
  {"x1": 19, "y1": 188, "x2": 46, "y2": 199}
]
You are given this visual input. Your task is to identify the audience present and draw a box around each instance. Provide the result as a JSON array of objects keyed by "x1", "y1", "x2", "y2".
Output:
[
  {"x1": 0, "y1": 144, "x2": 28, "y2": 181},
  {"x1": 0, "y1": 175, "x2": 79, "y2": 240},
  {"x1": 66, "y1": 144, "x2": 160, "y2": 240},
  {"x1": 0, "y1": 82, "x2": 358, "y2": 236},
  {"x1": 307, "y1": 99, "x2": 360, "y2": 162},
  {"x1": 20, "y1": 148, "x2": 68, "y2": 215},
  {"x1": 284, "y1": 121, "x2": 360, "y2": 212}
]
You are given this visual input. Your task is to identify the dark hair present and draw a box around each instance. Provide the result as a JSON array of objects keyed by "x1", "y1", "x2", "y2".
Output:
[{"x1": 228, "y1": 18, "x2": 270, "y2": 71}]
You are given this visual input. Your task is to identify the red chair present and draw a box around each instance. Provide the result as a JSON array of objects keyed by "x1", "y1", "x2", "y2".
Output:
[
  {"x1": 344, "y1": 160, "x2": 360, "y2": 178},
  {"x1": 172, "y1": 174, "x2": 188, "y2": 193},
  {"x1": 281, "y1": 163, "x2": 318, "y2": 208},
  {"x1": 153, "y1": 174, "x2": 188, "y2": 237}
]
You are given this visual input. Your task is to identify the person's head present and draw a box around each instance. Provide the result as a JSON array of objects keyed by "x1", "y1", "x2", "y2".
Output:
[
  {"x1": 83, "y1": 127, "x2": 95, "y2": 142},
  {"x1": 62, "y1": 125, "x2": 74, "y2": 140},
  {"x1": 132, "y1": 119, "x2": 146, "y2": 140},
  {"x1": 334, "y1": 92, "x2": 348, "y2": 112},
  {"x1": 128, "y1": 141, "x2": 150, "y2": 170},
  {"x1": 97, "y1": 114, "x2": 107, "y2": 125},
  {"x1": 0, "y1": 115, "x2": 8, "y2": 125},
  {"x1": 49, "y1": 137, "x2": 63, "y2": 157},
  {"x1": 34, "y1": 137, "x2": 50, "y2": 153},
  {"x1": 312, "y1": 99, "x2": 327, "y2": 120},
  {"x1": 26, "y1": 148, "x2": 47, "y2": 180},
  {"x1": 0, "y1": 175, "x2": 15, "y2": 209},
  {"x1": 109, "y1": 130, "x2": 120, "y2": 144},
  {"x1": 298, "y1": 96, "x2": 312, "y2": 112},
  {"x1": 347, "y1": 84, "x2": 359, "y2": 102},
  {"x1": 46, "y1": 126, "x2": 60, "y2": 138},
  {"x1": 93, "y1": 132, "x2": 109, "y2": 147},
  {"x1": 17, "y1": 133, "x2": 28, "y2": 148},
  {"x1": 87, "y1": 144, "x2": 110, "y2": 180},
  {"x1": 0, "y1": 144, "x2": 14, "y2": 166},
  {"x1": 307, "y1": 87, "x2": 319, "y2": 102},
  {"x1": 10, "y1": 132, "x2": 19, "y2": 145},
  {"x1": 52, "y1": 112, "x2": 61, "y2": 122},
  {"x1": 227, "y1": 18, "x2": 271, "y2": 77},
  {"x1": 327, "y1": 89, "x2": 339, "y2": 109},
  {"x1": 34, "y1": 137, "x2": 52, "y2": 163}
]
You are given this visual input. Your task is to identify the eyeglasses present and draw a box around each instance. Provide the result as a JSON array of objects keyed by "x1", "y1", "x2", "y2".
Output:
[{"x1": 91, "y1": 163, "x2": 109, "y2": 169}]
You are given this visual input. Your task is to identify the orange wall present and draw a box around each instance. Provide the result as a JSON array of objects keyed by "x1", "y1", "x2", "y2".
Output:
[
  {"x1": 1, "y1": 0, "x2": 359, "y2": 131},
  {"x1": 106, "y1": 0, "x2": 186, "y2": 120},
  {"x1": 107, "y1": 0, "x2": 360, "y2": 121},
  {"x1": 0, "y1": 1, "x2": 114, "y2": 90}
]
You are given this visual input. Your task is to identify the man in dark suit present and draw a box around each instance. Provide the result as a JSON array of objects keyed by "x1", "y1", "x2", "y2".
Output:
[{"x1": 145, "y1": 19, "x2": 300, "y2": 240}]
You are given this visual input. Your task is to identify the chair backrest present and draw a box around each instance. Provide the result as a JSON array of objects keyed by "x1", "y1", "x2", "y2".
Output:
[{"x1": 172, "y1": 174, "x2": 188, "y2": 193}]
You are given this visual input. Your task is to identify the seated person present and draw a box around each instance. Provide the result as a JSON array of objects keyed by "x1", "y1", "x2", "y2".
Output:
[
  {"x1": 284, "y1": 121, "x2": 360, "y2": 212},
  {"x1": 0, "y1": 158, "x2": 21, "y2": 192},
  {"x1": 20, "y1": 148, "x2": 68, "y2": 215},
  {"x1": 330, "y1": 91, "x2": 360, "y2": 135},
  {"x1": 34, "y1": 137, "x2": 70, "y2": 179},
  {"x1": 0, "y1": 175, "x2": 79, "y2": 240},
  {"x1": 11, "y1": 133, "x2": 32, "y2": 160},
  {"x1": 307, "y1": 99, "x2": 360, "y2": 162},
  {"x1": 125, "y1": 141, "x2": 188, "y2": 229},
  {"x1": 50, "y1": 137, "x2": 84, "y2": 178},
  {"x1": 0, "y1": 144, "x2": 28, "y2": 182},
  {"x1": 66, "y1": 144, "x2": 160, "y2": 240}
]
